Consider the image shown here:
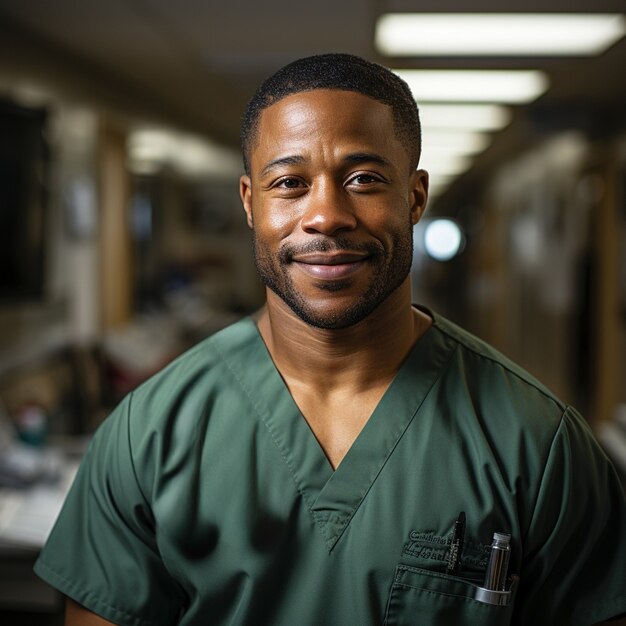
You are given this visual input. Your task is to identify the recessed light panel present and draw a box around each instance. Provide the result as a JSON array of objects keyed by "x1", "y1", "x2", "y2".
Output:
[
  {"x1": 377, "y1": 13, "x2": 626, "y2": 56},
  {"x1": 419, "y1": 104, "x2": 511, "y2": 131},
  {"x1": 395, "y1": 69, "x2": 549, "y2": 103},
  {"x1": 423, "y1": 130, "x2": 490, "y2": 154}
]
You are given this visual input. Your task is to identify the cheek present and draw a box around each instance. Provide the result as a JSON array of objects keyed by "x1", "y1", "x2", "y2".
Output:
[
  {"x1": 267, "y1": 211, "x2": 295, "y2": 233},
  {"x1": 366, "y1": 201, "x2": 412, "y2": 236},
  {"x1": 254, "y1": 200, "x2": 303, "y2": 241}
]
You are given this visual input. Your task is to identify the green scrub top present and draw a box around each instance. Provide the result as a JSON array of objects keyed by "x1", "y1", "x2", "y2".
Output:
[{"x1": 34, "y1": 312, "x2": 626, "y2": 626}]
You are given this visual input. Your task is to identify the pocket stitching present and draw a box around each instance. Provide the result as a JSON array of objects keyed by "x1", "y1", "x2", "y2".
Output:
[
  {"x1": 392, "y1": 580, "x2": 503, "y2": 608},
  {"x1": 394, "y1": 565, "x2": 510, "y2": 608}
]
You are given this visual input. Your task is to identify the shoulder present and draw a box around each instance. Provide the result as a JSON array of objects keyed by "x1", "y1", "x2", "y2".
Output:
[
  {"x1": 430, "y1": 312, "x2": 566, "y2": 424},
  {"x1": 431, "y1": 312, "x2": 564, "y2": 409},
  {"x1": 106, "y1": 318, "x2": 265, "y2": 477},
  {"x1": 423, "y1": 312, "x2": 573, "y2": 491},
  {"x1": 129, "y1": 316, "x2": 261, "y2": 409}
]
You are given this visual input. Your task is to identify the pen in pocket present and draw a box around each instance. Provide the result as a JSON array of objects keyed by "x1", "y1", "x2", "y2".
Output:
[
  {"x1": 446, "y1": 511, "x2": 466, "y2": 575},
  {"x1": 483, "y1": 532, "x2": 511, "y2": 591},
  {"x1": 475, "y1": 531, "x2": 515, "y2": 606}
]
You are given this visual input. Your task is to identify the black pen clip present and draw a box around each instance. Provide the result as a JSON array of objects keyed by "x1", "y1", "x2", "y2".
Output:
[{"x1": 447, "y1": 511, "x2": 466, "y2": 576}]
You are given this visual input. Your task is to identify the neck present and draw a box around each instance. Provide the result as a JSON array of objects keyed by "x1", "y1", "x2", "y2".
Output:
[{"x1": 256, "y1": 283, "x2": 430, "y2": 394}]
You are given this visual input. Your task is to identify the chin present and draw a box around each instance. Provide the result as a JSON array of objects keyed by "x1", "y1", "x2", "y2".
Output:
[{"x1": 286, "y1": 295, "x2": 385, "y2": 330}]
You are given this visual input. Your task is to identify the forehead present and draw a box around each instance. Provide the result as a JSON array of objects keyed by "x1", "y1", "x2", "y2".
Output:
[
  {"x1": 258, "y1": 89, "x2": 394, "y2": 138},
  {"x1": 251, "y1": 89, "x2": 405, "y2": 168}
]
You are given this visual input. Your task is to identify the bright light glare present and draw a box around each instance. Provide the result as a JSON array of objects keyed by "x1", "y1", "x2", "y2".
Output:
[
  {"x1": 427, "y1": 173, "x2": 454, "y2": 188},
  {"x1": 377, "y1": 13, "x2": 626, "y2": 56},
  {"x1": 424, "y1": 219, "x2": 464, "y2": 261},
  {"x1": 395, "y1": 69, "x2": 549, "y2": 103},
  {"x1": 128, "y1": 128, "x2": 240, "y2": 177},
  {"x1": 419, "y1": 136, "x2": 489, "y2": 193},
  {"x1": 418, "y1": 152, "x2": 472, "y2": 176},
  {"x1": 423, "y1": 131, "x2": 490, "y2": 154},
  {"x1": 419, "y1": 104, "x2": 511, "y2": 131}
]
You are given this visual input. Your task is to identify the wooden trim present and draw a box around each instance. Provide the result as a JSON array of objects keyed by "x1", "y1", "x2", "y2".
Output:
[{"x1": 98, "y1": 124, "x2": 132, "y2": 330}]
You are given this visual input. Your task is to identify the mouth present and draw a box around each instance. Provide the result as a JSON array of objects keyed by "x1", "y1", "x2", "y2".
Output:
[{"x1": 291, "y1": 252, "x2": 370, "y2": 280}]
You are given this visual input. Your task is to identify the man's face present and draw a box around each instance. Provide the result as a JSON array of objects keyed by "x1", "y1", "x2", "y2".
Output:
[{"x1": 240, "y1": 89, "x2": 428, "y2": 330}]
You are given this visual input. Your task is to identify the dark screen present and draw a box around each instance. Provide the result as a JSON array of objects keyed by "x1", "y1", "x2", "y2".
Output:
[{"x1": 0, "y1": 99, "x2": 48, "y2": 303}]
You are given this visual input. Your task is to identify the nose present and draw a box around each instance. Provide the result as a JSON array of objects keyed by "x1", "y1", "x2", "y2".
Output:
[{"x1": 300, "y1": 180, "x2": 357, "y2": 236}]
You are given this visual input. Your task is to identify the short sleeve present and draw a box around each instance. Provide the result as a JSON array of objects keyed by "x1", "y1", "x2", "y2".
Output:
[
  {"x1": 515, "y1": 406, "x2": 626, "y2": 626},
  {"x1": 34, "y1": 394, "x2": 185, "y2": 626}
]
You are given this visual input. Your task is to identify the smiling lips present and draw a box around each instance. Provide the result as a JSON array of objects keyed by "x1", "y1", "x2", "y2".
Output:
[{"x1": 291, "y1": 252, "x2": 370, "y2": 280}]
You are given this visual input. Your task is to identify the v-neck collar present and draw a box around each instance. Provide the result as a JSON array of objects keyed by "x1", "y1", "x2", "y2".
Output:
[{"x1": 212, "y1": 311, "x2": 457, "y2": 552}]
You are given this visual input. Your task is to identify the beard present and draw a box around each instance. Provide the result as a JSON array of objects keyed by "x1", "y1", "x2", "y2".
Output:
[{"x1": 252, "y1": 224, "x2": 414, "y2": 330}]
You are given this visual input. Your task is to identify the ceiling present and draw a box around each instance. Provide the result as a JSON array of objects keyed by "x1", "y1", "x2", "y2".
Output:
[{"x1": 1, "y1": 0, "x2": 625, "y2": 208}]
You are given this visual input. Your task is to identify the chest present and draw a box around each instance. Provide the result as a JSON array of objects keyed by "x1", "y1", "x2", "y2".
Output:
[
  {"x1": 151, "y1": 402, "x2": 522, "y2": 626},
  {"x1": 290, "y1": 383, "x2": 390, "y2": 469}
]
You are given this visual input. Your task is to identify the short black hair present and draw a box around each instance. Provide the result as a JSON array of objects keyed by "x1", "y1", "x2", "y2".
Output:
[{"x1": 241, "y1": 53, "x2": 421, "y2": 175}]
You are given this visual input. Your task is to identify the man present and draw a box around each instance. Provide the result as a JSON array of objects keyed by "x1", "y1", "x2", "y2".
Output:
[{"x1": 35, "y1": 54, "x2": 625, "y2": 625}]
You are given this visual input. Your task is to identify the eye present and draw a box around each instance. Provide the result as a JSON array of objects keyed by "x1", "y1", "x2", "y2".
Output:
[
  {"x1": 352, "y1": 174, "x2": 377, "y2": 184},
  {"x1": 346, "y1": 172, "x2": 385, "y2": 188},
  {"x1": 276, "y1": 177, "x2": 304, "y2": 189}
]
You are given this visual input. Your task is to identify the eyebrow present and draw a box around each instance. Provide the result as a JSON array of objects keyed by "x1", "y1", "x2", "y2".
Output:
[
  {"x1": 260, "y1": 155, "x2": 306, "y2": 178},
  {"x1": 259, "y1": 152, "x2": 392, "y2": 178},
  {"x1": 343, "y1": 152, "x2": 392, "y2": 168}
]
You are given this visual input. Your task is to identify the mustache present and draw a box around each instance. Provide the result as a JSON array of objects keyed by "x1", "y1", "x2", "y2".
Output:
[{"x1": 279, "y1": 237, "x2": 384, "y2": 264}]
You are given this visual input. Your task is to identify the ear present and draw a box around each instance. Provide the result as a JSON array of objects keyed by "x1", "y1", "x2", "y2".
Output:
[
  {"x1": 239, "y1": 175, "x2": 254, "y2": 229},
  {"x1": 409, "y1": 168, "x2": 429, "y2": 225}
]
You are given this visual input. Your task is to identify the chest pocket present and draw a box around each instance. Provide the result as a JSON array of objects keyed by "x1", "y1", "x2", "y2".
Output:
[{"x1": 384, "y1": 565, "x2": 517, "y2": 626}]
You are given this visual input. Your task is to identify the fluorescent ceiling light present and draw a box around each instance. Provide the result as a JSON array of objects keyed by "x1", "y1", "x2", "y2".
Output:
[
  {"x1": 423, "y1": 131, "x2": 490, "y2": 155},
  {"x1": 418, "y1": 152, "x2": 472, "y2": 176},
  {"x1": 427, "y1": 173, "x2": 455, "y2": 187},
  {"x1": 419, "y1": 128, "x2": 496, "y2": 197},
  {"x1": 419, "y1": 104, "x2": 511, "y2": 131},
  {"x1": 395, "y1": 69, "x2": 549, "y2": 103},
  {"x1": 421, "y1": 146, "x2": 482, "y2": 165},
  {"x1": 128, "y1": 128, "x2": 240, "y2": 177},
  {"x1": 377, "y1": 13, "x2": 626, "y2": 56}
]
